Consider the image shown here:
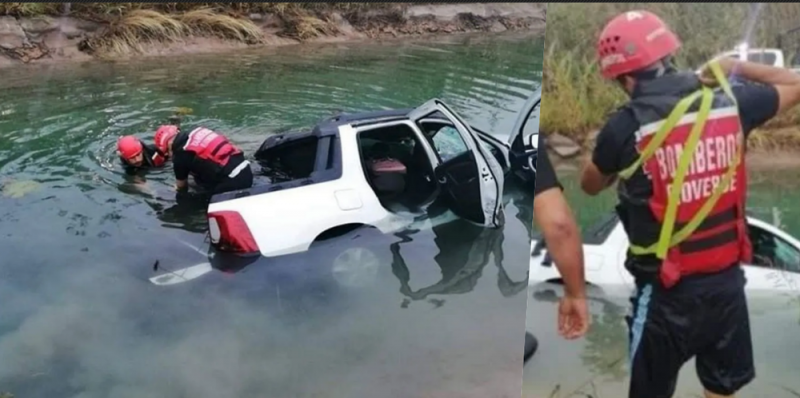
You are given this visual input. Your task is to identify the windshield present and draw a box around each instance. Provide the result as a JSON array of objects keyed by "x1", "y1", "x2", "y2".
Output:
[{"x1": 728, "y1": 51, "x2": 778, "y2": 66}]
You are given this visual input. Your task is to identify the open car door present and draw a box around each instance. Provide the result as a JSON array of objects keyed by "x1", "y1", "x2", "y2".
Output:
[
  {"x1": 507, "y1": 86, "x2": 542, "y2": 181},
  {"x1": 408, "y1": 99, "x2": 505, "y2": 228}
]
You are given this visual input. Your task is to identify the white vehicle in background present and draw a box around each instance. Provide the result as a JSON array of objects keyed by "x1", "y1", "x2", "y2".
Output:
[
  {"x1": 700, "y1": 42, "x2": 800, "y2": 74},
  {"x1": 721, "y1": 43, "x2": 785, "y2": 67},
  {"x1": 529, "y1": 211, "x2": 800, "y2": 298}
]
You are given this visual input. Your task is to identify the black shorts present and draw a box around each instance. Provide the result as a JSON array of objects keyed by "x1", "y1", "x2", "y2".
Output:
[
  {"x1": 213, "y1": 160, "x2": 254, "y2": 195},
  {"x1": 627, "y1": 265, "x2": 755, "y2": 398}
]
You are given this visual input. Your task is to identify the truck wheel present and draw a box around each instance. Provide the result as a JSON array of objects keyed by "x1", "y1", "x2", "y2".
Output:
[
  {"x1": 330, "y1": 227, "x2": 383, "y2": 288},
  {"x1": 524, "y1": 332, "x2": 538, "y2": 363}
]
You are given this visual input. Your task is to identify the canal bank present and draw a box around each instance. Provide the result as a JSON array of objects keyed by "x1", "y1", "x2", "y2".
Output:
[{"x1": 0, "y1": 2, "x2": 545, "y2": 67}]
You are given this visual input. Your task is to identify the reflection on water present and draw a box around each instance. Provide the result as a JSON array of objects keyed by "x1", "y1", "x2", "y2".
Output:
[
  {"x1": 0, "y1": 180, "x2": 534, "y2": 398},
  {"x1": 0, "y1": 33, "x2": 542, "y2": 397},
  {"x1": 524, "y1": 164, "x2": 800, "y2": 397}
]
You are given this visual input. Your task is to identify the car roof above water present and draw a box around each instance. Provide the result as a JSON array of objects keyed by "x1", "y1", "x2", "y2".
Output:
[
  {"x1": 262, "y1": 107, "x2": 418, "y2": 149},
  {"x1": 315, "y1": 108, "x2": 415, "y2": 134},
  {"x1": 323, "y1": 108, "x2": 413, "y2": 125}
]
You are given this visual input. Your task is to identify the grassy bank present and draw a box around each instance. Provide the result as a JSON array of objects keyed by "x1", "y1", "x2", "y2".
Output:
[
  {"x1": 0, "y1": 2, "x2": 402, "y2": 19},
  {"x1": 543, "y1": 3, "x2": 800, "y2": 150},
  {"x1": 0, "y1": 2, "x2": 415, "y2": 59}
]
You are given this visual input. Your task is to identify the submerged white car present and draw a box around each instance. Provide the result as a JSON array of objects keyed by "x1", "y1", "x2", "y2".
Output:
[
  {"x1": 204, "y1": 91, "x2": 542, "y2": 260},
  {"x1": 529, "y1": 212, "x2": 800, "y2": 297}
]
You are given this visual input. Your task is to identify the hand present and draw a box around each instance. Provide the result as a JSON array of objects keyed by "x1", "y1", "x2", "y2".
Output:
[
  {"x1": 558, "y1": 294, "x2": 590, "y2": 339},
  {"x1": 174, "y1": 179, "x2": 188, "y2": 192},
  {"x1": 698, "y1": 56, "x2": 739, "y2": 87}
]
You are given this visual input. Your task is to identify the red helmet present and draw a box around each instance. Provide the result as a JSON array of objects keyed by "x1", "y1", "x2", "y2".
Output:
[
  {"x1": 154, "y1": 125, "x2": 179, "y2": 153},
  {"x1": 117, "y1": 135, "x2": 143, "y2": 160},
  {"x1": 596, "y1": 10, "x2": 681, "y2": 80}
]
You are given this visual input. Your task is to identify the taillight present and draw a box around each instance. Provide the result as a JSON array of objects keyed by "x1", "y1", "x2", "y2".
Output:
[{"x1": 207, "y1": 211, "x2": 259, "y2": 255}]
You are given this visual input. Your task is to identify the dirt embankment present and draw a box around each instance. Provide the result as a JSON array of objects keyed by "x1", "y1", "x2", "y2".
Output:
[{"x1": 0, "y1": 3, "x2": 546, "y2": 68}]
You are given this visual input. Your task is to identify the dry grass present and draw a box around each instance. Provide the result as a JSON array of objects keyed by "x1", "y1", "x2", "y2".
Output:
[
  {"x1": 80, "y1": 9, "x2": 190, "y2": 59},
  {"x1": 543, "y1": 3, "x2": 800, "y2": 150},
  {"x1": 0, "y1": 2, "x2": 61, "y2": 16},
  {"x1": 2, "y1": 2, "x2": 416, "y2": 57},
  {"x1": 279, "y1": 13, "x2": 340, "y2": 42},
  {"x1": 0, "y1": 2, "x2": 405, "y2": 19},
  {"x1": 179, "y1": 8, "x2": 263, "y2": 44},
  {"x1": 77, "y1": 8, "x2": 268, "y2": 58}
]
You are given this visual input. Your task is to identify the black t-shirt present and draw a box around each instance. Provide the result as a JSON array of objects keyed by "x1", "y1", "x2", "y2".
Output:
[
  {"x1": 172, "y1": 128, "x2": 245, "y2": 186},
  {"x1": 120, "y1": 142, "x2": 163, "y2": 175},
  {"x1": 533, "y1": 134, "x2": 562, "y2": 197},
  {"x1": 592, "y1": 81, "x2": 779, "y2": 176}
]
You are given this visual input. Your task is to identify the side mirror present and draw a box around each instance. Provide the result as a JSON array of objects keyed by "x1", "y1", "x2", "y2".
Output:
[{"x1": 529, "y1": 133, "x2": 539, "y2": 150}]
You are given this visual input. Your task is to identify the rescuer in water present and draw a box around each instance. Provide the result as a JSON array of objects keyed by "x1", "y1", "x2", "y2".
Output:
[
  {"x1": 117, "y1": 125, "x2": 180, "y2": 174},
  {"x1": 157, "y1": 121, "x2": 254, "y2": 196},
  {"x1": 117, "y1": 135, "x2": 167, "y2": 174},
  {"x1": 579, "y1": 10, "x2": 800, "y2": 398}
]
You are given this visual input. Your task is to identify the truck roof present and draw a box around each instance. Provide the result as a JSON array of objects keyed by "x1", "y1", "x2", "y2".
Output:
[{"x1": 311, "y1": 107, "x2": 415, "y2": 137}]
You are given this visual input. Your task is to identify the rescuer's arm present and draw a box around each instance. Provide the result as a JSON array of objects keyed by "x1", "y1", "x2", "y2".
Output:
[
  {"x1": 534, "y1": 137, "x2": 589, "y2": 339},
  {"x1": 534, "y1": 136, "x2": 586, "y2": 299},
  {"x1": 534, "y1": 189, "x2": 586, "y2": 298},
  {"x1": 704, "y1": 57, "x2": 800, "y2": 117},
  {"x1": 580, "y1": 161, "x2": 616, "y2": 196},
  {"x1": 172, "y1": 150, "x2": 191, "y2": 192},
  {"x1": 580, "y1": 111, "x2": 635, "y2": 196}
]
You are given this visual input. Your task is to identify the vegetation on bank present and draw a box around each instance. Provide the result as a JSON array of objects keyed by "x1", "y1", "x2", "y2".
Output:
[
  {"x1": 0, "y1": 2, "x2": 413, "y2": 58},
  {"x1": 0, "y1": 2, "x2": 402, "y2": 19},
  {"x1": 543, "y1": 3, "x2": 800, "y2": 150}
]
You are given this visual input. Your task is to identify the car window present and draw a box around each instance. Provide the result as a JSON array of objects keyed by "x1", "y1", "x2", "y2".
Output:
[
  {"x1": 430, "y1": 126, "x2": 469, "y2": 163},
  {"x1": 722, "y1": 51, "x2": 778, "y2": 66},
  {"x1": 513, "y1": 100, "x2": 540, "y2": 151},
  {"x1": 255, "y1": 135, "x2": 319, "y2": 182},
  {"x1": 746, "y1": 51, "x2": 778, "y2": 65},
  {"x1": 749, "y1": 224, "x2": 800, "y2": 273},
  {"x1": 521, "y1": 101, "x2": 541, "y2": 138}
]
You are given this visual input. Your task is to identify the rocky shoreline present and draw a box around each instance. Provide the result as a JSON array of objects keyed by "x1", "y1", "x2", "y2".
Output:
[{"x1": 0, "y1": 3, "x2": 546, "y2": 68}]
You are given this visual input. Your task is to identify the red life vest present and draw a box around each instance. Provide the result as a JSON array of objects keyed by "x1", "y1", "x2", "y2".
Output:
[
  {"x1": 150, "y1": 151, "x2": 166, "y2": 167},
  {"x1": 182, "y1": 127, "x2": 241, "y2": 167},
  {"x1": 617, "y1": 67, "x2": 751, "y2": 288}
]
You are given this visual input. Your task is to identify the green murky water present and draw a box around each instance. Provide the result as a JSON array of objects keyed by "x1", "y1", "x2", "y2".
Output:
[{"x1": 0, "y1": 33, "x2": 542, "y2": 398}]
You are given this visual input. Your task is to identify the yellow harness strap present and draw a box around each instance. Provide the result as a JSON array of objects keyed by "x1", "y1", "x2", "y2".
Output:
[{"x1": 618, "y1": 60, "x2": 744, "y2": 259}]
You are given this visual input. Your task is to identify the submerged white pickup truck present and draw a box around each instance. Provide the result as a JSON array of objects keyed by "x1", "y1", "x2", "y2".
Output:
[
  {"x1": 205, "y1": 89, "x2": 542, "y2": 259},
  {"x1": 149, "y1": 89, "x2": 543, "y2": 286}
]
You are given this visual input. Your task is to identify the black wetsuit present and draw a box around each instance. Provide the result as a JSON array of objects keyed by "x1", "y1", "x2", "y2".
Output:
[
  {"x1": 120, "y1": 143, "x2": 165, "y2": 175},
  {"x1": 171, "y1": 128, "x2": 254, "y2": 195}
]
